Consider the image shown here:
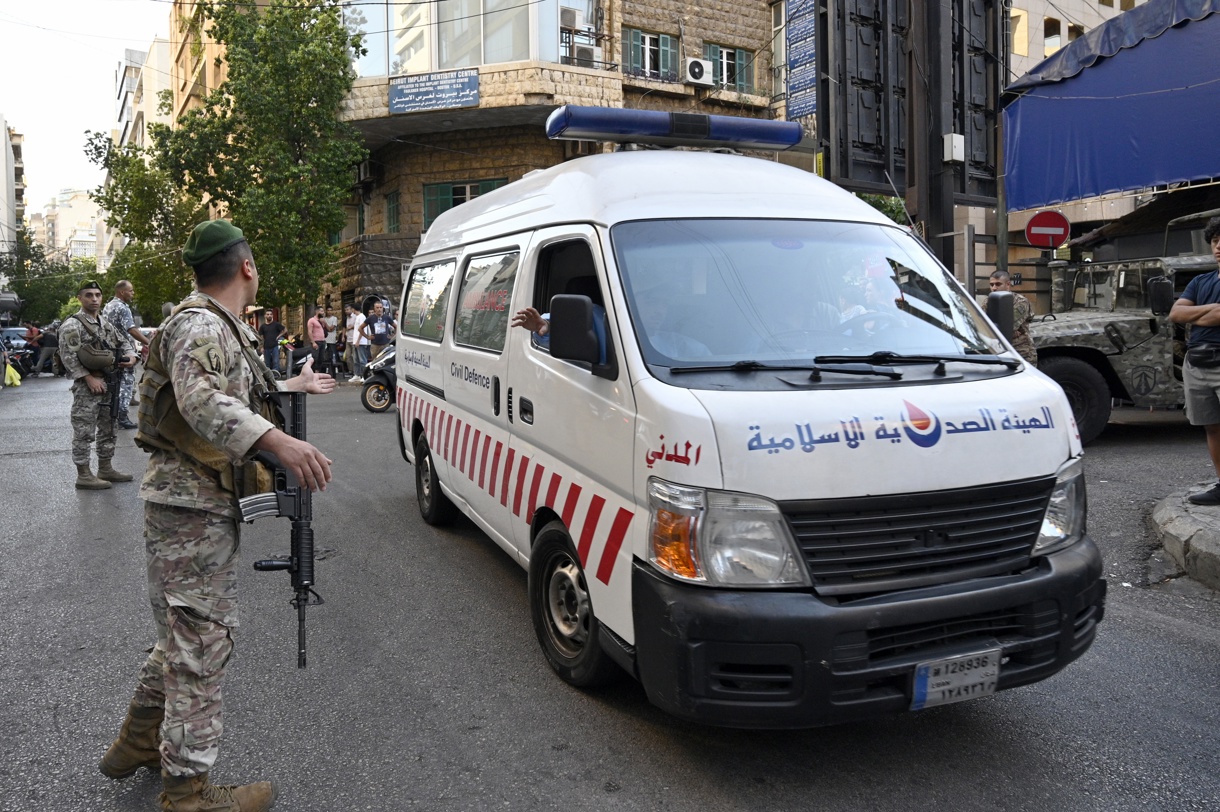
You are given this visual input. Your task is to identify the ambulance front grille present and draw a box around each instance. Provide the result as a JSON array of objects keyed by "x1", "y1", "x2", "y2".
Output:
[{"x1": 780, "y1": 476, "x2": 1057, "y2": 598}]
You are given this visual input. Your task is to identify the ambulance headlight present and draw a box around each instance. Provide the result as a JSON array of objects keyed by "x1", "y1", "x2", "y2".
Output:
[
  {"x1": 1034, "y1": 457, "x2": 1087, "y2": 556},
  {"x1": 647, "y1": 480, "x2": 810, "y2": 587}
]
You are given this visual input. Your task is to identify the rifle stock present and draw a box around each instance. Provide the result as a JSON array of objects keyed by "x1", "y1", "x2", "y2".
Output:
[{"x1": 241, "y1": 391, "x2": 322, "y2": 668}]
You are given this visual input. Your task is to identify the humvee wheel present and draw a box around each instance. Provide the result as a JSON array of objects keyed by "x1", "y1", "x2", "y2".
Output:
[{"x1": 1040, "y1": 356, "x2": 1111, "y2": 444}]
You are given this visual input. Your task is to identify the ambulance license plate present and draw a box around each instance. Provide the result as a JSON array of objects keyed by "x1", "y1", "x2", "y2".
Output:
[{"x1": 910, "y1": 649, "x2": 1001, "y2": 711}]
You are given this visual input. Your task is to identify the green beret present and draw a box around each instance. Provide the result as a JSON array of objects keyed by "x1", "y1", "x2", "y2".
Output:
[
  {"x1": 79, "y1": 280, "x2": 102, "y2": 293},
  {"x1": 182, "y1": 219, "x2": 246, "y2": 267}
]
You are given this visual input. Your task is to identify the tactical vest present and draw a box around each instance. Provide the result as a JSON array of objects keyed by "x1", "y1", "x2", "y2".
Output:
[
  {"x1": 68, "y1": 314, "x2": 120, "y2": 373},
  {"x1": 135, "y1": 296, "x2": 281, "y2": 497}
]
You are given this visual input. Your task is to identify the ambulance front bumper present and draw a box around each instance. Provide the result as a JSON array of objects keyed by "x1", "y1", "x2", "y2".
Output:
[{"x1": 630, "y1": 537, "x2": 1105, "y2": 729}]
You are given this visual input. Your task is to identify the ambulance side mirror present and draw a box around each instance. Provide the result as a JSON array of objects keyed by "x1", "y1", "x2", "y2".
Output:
[
  {"x1": 986, "y1": 291, "x2": 1014, "y2": 340},
  {"x1": 549, "y1": 294, "x2": 617, "y2": 380}
]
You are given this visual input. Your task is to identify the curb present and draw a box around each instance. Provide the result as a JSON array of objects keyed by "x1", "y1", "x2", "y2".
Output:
[{"x1": 1152, "y1": 489, "x2": 1220, "y2": 591}]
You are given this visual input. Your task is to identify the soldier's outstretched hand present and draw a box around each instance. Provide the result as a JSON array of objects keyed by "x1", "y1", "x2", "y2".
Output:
[{"x1": 283, "y1": 357, "x2": 336, "y2": 395}]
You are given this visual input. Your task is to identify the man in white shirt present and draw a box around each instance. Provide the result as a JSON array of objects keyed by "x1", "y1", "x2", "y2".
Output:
[
  {"x1": 321, "y1": 306, "x2": 340, "y2": 375},
  {"x1": 345, "y1": 304, "x2": 367, "y2": 379}
]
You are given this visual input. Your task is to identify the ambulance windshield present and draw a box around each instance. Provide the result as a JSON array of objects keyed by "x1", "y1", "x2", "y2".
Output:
[{"x1": 611, "y1": 219, "x2": 1005, "y2": 370}]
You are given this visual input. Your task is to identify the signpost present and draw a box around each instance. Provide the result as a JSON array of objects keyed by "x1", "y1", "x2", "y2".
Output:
[{"x1": 1025, "y1": 210, "x2": 1071, "y2": 249}]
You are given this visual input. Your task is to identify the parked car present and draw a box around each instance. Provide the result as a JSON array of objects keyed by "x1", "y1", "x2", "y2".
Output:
[{"x1": 1, "y1": 327, "x2": 27, "y2": 349}]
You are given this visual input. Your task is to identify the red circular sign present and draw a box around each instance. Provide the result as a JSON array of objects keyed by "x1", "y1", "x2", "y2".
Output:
[{"x1": 1025, "y1": 210, "x2": 1071, "y2": 249}]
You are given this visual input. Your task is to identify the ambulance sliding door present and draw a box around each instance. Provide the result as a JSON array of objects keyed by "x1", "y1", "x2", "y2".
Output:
[{"x1": 442, "y1": 246, "x2": 522, "y2": 558}]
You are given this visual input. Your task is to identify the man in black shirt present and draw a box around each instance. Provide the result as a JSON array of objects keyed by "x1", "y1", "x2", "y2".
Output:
[
  {"x1": 1170, "y1": 216, "x2": 1220, "y2": 505},
  {"x1": 257, "y1": 311, "x2": 286, "y2": 373}
]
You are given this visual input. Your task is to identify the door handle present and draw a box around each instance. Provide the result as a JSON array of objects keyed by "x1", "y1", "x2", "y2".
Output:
[
  {"x1": 519, "y1": 397, "x2": 534, "y2": 425},
  {"x1": 492, "y1": 375, "x2": 500, "y2": 416}
]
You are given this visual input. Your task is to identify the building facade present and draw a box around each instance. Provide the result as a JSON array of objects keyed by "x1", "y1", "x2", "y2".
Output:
[
  {"x1": 97, "y1": 40, "x2": 173, "y2": 272},
  {"x1": 1, "y1": 118, "x2": 23, "y2": 256},
  {"x1": 330, "y1": 0, "x2": 783, "y2": 310}
]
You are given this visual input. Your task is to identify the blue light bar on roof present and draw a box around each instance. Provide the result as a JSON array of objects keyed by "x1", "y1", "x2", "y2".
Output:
[{"x1": 545, "y1": 105, "x2": 802, "y2": 151}]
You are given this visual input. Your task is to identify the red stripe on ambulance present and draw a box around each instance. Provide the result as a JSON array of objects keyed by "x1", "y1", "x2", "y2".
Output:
[
  {"x1": 512, "y1": 455, "x2": 531, "y2": 516},
  {"x1": 595, "y1": 507, "x2": 633, "y2": 585},
  {"x1": 525, "y1": 463, "x2": 546, "y2": 524},
  {"x1": 576, "y1": 495, "x2": 606, "y2": 566},
  {"x1": 500, "y1": 448, "x2": 515, "y2": 507},
  {"x1": 561, "y1": 483, "x2": 582, "y2": 528},
  {"x1": 478, "y1": 435, "x2": 491, "y2": 488}
]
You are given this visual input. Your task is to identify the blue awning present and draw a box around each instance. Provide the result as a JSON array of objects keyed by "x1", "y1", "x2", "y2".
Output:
[{"x1": 1002, "y1": 0, "x2": 1220, "y2": 212}]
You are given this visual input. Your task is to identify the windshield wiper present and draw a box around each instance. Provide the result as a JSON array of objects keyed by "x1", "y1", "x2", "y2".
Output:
[
  {"x1": 814, "y1": 351, "x2": 1021, "y2": 376},
  {"x1": 670, "y1": 359, "x2": 903, "y2": 380}
]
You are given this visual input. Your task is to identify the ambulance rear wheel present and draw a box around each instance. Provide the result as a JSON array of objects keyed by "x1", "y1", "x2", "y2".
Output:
[
  {"x1": 415, "y1": 435, "x2": 457, "y2": 525},
  {"x1": 529, "y1": 522, "x2": 619, "y2": 688}
]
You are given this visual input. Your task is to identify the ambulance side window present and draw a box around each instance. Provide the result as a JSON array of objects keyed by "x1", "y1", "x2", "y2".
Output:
[
  {"x1": 401, "y1": 260, "x2": 455, "y2": 342},
  {"x1": 529, "y1": 240, "x2": 603, "y2": 354},
  {"x1": 454, "y1": 250, "x2": 519, "y2": 353}
]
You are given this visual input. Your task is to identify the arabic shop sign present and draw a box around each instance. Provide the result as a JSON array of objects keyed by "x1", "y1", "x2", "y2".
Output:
[{"x1": 389, "y1": 69, "x2": 480, "y2": 115}]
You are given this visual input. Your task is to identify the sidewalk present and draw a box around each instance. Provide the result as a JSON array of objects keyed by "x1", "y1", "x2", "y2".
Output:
[{"x1": 1152, "y1": 487, "x2": 1220, "y2": 590}]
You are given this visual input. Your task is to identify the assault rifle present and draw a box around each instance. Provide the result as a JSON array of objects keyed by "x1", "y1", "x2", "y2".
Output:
[
  {"x1": 106, "y1": 344, "x2": 124, "y2": 426},
  {"x1": 240, "y1": 391, "x2": 323, "y2": 668}
]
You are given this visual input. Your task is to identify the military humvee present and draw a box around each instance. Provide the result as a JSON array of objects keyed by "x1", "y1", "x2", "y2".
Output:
[{"x1": 1032, "y1": 253, "x2": 1214, "y2": 444}]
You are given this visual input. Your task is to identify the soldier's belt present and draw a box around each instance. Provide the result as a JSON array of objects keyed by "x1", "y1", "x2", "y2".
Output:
[{"x1": 1187, "y1": 344, "x2": 1220, "y2": 369}]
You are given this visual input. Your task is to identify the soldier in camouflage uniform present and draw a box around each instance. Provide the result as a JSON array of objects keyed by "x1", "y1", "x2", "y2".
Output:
[
  {"x1": 102, "y1": 279, "x2": 152, "y2": 429},
  {"x1": 98, "y1": 220, "x2": 335, "y2": 812},
  {"x1": 58, "y1": 280, "x2": 136, "y2": 489},
  {"x1": 990, "y1": 270, "x2": 1038, "y2": 367}
]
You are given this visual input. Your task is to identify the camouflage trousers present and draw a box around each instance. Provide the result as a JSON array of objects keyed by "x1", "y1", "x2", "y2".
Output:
[
  {"x1": 118, "y1": 367, "x2": 134, "y2": 418},
  {"x1": 131, "y1": 502, "x2": 240, "y2": 777},
  {"x1": 70, "y1": 378, "x2": 116, "y2": 464}
]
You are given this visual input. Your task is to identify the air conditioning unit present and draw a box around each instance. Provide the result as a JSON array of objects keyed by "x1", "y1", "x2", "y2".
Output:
[
  {"x1": 685, "y1": 58, "x2": 714, "y2": 87},
  {"x1": 560, "y1": 8, "x2": 585, "y2": 30},
  {"x1": 575, "y1": 45, "x2": 602, "y2": 68},
  {"x1": 357, "y1": 159, "x2": 373, "y2": 183}
]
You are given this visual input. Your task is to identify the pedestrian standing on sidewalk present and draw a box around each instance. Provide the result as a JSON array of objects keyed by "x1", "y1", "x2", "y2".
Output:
[
  {"x1": 1171, "y1": 216, "x2": 1220, "y2": 505},
  {"x1": 306, "y1": 306, "x2": 327, "y2": 370},
  {"x1": 347, "y1": 303, "x2": 367, "y2": 378},
  {"x1": 322, "y1": 306, "x2": 339, "y2": 375},
  {"x1": 58, "y1": 281, "x2": 136, "y2": 488},
  {"x1": 360, "y1": 300, "x2": 396, "y2": 363},
  {"x1": 97, "y1": 219, "x2": 334, "y2": 811},
  {"x1": 257, "y1": 311, "x2": 286, "y2": 374}
]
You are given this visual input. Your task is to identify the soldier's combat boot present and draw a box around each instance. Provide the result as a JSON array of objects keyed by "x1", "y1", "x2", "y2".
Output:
[
  {"x1": 99, "y1": 701, "x2": 163, "y2": 779},
  {"x1": 97, "y1": 459, "x2": 134, "y2": 482},
  {"x1": 159, "y1": 772, "x2": 277, "y2": 812},
  {"x1": 75, "y1": 463, "x2": 112, "y2": 490}
]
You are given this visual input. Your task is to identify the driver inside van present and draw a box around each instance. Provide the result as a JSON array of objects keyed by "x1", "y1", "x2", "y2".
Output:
[{"x1": 512, "y1": 276, "x2": 608, "y2": 364}]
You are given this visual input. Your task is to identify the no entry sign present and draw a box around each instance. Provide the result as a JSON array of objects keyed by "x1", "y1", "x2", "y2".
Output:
[{"x1": 1025, "y1": 210, "x2": 1071, "y2": 249}]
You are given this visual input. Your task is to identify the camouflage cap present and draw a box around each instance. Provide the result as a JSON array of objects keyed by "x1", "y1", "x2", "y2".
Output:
[
  {"x1": 79, "y1": 280, "x2": 102, "y2": 293},
  {"x1": 182, "y1": 219, "x2": 246, "y2": 267}
]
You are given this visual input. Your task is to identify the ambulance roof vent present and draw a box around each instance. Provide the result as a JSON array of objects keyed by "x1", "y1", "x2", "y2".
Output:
[{"x1": 544, "y1": 105, "x2": 802, "y2": 151}]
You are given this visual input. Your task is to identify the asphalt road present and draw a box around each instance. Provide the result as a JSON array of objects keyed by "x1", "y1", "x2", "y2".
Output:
[{"x1": 2, "y1": 379, "x2": 1219, "y2": 812}]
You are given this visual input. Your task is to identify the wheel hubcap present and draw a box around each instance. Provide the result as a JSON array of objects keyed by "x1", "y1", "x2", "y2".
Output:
[{"x1": 546, "y1": 555, "x2": 590, "y2": 654}]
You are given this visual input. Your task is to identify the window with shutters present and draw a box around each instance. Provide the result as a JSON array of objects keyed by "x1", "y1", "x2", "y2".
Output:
[
  {"x1": 386, "y1": 191, "x2": 401, "y2": 234},
  {"x1": 624, "y1": 27, "x2": 679, "y2": 82},
  {"x1": 423, "y1": 179, "x2": 508, "y2": 229},
  {"x1": 703, "y1": 43, "x2": 755, "y2": 92}
]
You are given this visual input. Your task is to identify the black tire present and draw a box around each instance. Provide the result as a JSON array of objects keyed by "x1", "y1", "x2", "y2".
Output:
[
  {"x1": 415, "y1": 435, "x2": 457, "y2": 525},
  {"x1": 1040, "y1": 356, "x2": 1112, "y2": 445},
  {"x1": 528, "y1": 521, "x2": 620, "y2": 688},
  {"x1": 361, "y1": 379, "x2": 392, "y2": 413}
]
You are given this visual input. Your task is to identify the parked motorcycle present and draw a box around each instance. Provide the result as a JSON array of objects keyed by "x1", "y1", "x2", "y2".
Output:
[
  {"x1": 361, "y1": 343, "x2": 396, "y2": 413},
  {"x1": 276, "y1": 335, "x2": 314, "y2": 379}
]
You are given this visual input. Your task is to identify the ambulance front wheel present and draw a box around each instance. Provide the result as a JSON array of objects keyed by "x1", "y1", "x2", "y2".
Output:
[
  {"x1": 529, "y1": 522, "x2": 620, "y2": 688},
  {"x1": 415, "y1": 435, "x2": 457, "y2": 525}
]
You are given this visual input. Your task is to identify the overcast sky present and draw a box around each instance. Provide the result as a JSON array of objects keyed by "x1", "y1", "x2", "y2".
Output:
[{"x1": 2, "y1": 0, "x2": 172, "y2": 214}]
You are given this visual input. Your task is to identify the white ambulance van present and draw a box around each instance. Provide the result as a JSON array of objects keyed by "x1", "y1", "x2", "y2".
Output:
[{"x1": 394, "y1": 106, "x2": 1105, "y2": 728}]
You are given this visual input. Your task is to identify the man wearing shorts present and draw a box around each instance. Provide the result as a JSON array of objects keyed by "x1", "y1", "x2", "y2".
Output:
[{"x1": 1170, "y1": 216, "x2": 1220, "y2": 505}]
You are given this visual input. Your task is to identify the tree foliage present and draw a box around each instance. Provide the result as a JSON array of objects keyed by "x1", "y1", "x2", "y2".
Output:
[
  {"x1": 859, "y1": 194, "x2": 910, "y2": 226},
  {"x1": 86, "y1": 132, "x2": 202, "y2": 325},
  {"x1": 0, "y1": 230, "x2": 91, "y2": 325},
  {"x1": 154, "y1": 0, "x2": 366, "y2": 306}
]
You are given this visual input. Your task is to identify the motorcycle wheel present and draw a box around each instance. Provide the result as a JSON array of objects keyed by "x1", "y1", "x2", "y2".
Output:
[{"x1": 361, "y1": 379, "x2": 392, "y2": 413}]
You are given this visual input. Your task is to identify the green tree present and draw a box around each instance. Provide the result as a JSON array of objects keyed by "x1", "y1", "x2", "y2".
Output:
[
  {"x1": 0, "y1": 231, "x2": 87, "y2": 324},
  {"x1": 85, "y1": 132, "x2": 203, "y2": 326},
  {"x1": 858, "y1": 194, "x2": 910, "y2": 226},
  {"x1": 154, "y1": 0, "x2": 366, "y2": 306}
]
